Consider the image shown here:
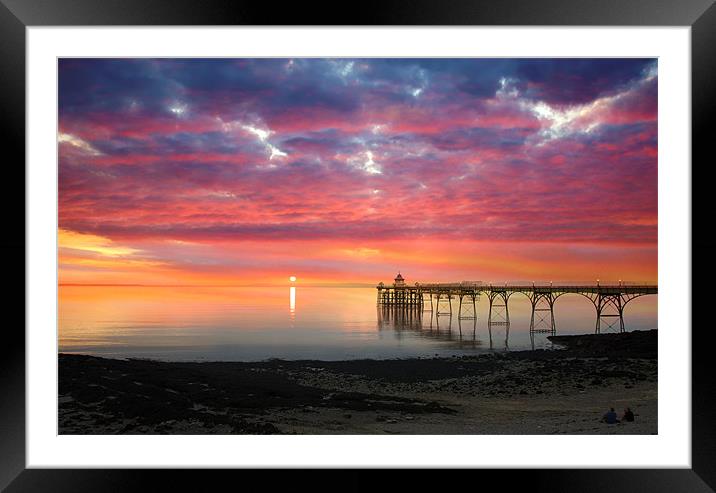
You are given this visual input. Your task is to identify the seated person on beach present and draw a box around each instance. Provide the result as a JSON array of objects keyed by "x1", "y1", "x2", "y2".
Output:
[
  {"x1": 602, "y1": 408, "x2": 619, "y2": 424},
  {"x1": 622, "y1": 408, "x2": 635, "y2": 422}
]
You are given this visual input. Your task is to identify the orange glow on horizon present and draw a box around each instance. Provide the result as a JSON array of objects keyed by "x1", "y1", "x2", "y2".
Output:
[{"x1": 58, "y1": 227, "x2": 657, "y2": 287}]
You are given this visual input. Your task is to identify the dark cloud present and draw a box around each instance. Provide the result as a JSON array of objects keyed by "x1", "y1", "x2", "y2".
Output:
[{"x1": 512, "y1": 58, "x2": 656, "y2": 105}]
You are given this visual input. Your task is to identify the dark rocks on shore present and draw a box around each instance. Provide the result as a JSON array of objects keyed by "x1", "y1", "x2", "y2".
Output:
[
  {"x1": 58, "y1": 330, "x2": 657, "y2": 434},
  {"x1": 58, "y1": 353, "x2": 456, "y2": 434},
  {"x1": 547, "y1": 329, "x2": 657, "y2": 359}
]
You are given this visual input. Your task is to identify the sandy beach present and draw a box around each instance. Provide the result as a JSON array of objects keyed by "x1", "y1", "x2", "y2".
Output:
[{"x1": 59, "y1": 330, "x2": 657, "y2": 435}]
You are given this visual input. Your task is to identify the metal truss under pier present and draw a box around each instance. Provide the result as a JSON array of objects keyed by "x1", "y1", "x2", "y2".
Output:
[{"x1": 376, "y1": 280, "x2": 657, "y2": 334}]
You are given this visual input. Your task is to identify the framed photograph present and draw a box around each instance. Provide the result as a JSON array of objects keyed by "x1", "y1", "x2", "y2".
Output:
[{"x1": 3, "y1": 0, "x2": 713, "y2": 489}]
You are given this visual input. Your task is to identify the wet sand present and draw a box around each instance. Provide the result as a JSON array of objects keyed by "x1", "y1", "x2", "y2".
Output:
[{"x1": 58, "y1": 329, "x2": 657, "y2": 435}]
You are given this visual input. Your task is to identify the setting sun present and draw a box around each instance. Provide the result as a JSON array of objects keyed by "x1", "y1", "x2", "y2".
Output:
[{"x1": 289, "y1": 276, "x2": 297, "y2": 282}]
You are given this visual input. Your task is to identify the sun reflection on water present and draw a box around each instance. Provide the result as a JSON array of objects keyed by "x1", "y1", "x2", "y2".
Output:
[{"x1": 289, "y1": 286, "x2": 296, "y2": 321}]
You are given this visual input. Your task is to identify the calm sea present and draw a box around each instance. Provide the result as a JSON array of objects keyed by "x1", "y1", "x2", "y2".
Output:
[{"x1": 58, "y1": 286, "x2": 658, "y2": 362}]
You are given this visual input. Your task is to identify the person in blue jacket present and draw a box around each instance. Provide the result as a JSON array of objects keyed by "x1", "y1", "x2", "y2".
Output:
[{"x1": 602, "y1": 407, "x2": 619, "y2": 424}]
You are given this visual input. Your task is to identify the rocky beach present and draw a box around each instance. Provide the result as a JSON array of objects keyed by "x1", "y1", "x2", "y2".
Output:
[{"x1": 59, "y1": 330, "x2": 657, "y2": 435}]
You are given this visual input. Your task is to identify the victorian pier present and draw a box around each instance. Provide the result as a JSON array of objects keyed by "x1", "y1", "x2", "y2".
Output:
[{"x1": 377, "y1": 273, "x2": 657, "y2": 334}]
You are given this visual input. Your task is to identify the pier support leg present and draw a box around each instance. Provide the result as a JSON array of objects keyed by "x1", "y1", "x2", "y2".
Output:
[
  {"x1": 458, "y1": 293, "x2": 478, "y2": 320},
  {"x1": 529, "y1": 293, "x2": 556, "y2": 334},
  {"x1": 594, "y1": 294, "x2": 625, "y2": 334},
  {"x1": 435, "y1": 311, "x2": 452, "y2": 331},
  {"x1": 436, "y1": 293, "x2": 452, "y2": 317},
  {"x1": 505, "y1": 317, "x2": 510, "y2": 348},
  {"x1": 457, "y1": 317, "x2": 477, "y2": 340},
  {"x1": 488, "y1": 291, "x2": 510, "y2": 330}
]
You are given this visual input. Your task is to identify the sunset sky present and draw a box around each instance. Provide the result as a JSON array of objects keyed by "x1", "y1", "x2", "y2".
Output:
[{"x1": 58, "y1": 58, "x2": 657, "y2": 286}]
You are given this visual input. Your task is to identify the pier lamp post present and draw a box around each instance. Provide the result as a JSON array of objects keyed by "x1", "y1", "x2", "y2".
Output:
[
  {"x1": 597, "y1": 279, "x2": 600, "y2": 287},
  {"x1": 619, "y1": 279, "x2": 622, "y2": 287}
]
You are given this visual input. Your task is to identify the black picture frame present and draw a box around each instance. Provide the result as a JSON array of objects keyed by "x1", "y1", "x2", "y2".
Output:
[{"x1": 2, "y1": 0, "x2": 713, "y2": 490}]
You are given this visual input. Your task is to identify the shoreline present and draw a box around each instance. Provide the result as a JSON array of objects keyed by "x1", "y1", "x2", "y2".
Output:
[{"x1": 59, "y1": 330, "x2": 657, "y2": 435}]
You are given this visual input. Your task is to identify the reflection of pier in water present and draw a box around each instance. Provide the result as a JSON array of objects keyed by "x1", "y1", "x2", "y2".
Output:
[
  {"x1": 377, "y1": 301, "x2": 618, "y2": 352},
  {"x1": 377, "y1": 304, "x2": 486, "y2": 349}
]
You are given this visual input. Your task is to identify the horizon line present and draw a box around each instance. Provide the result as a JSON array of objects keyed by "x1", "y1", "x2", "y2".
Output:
[
  {"x1": 59, "y1": 279, "x2": 657, "y2": 288},
  {"x1": 58, "y1": 282, "x2": 378, "y2": 288}
]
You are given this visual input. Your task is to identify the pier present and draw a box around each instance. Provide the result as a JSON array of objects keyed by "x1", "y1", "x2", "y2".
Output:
[{"x1": 377, "y1": 274, "x2": 657, "y2": 334}]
